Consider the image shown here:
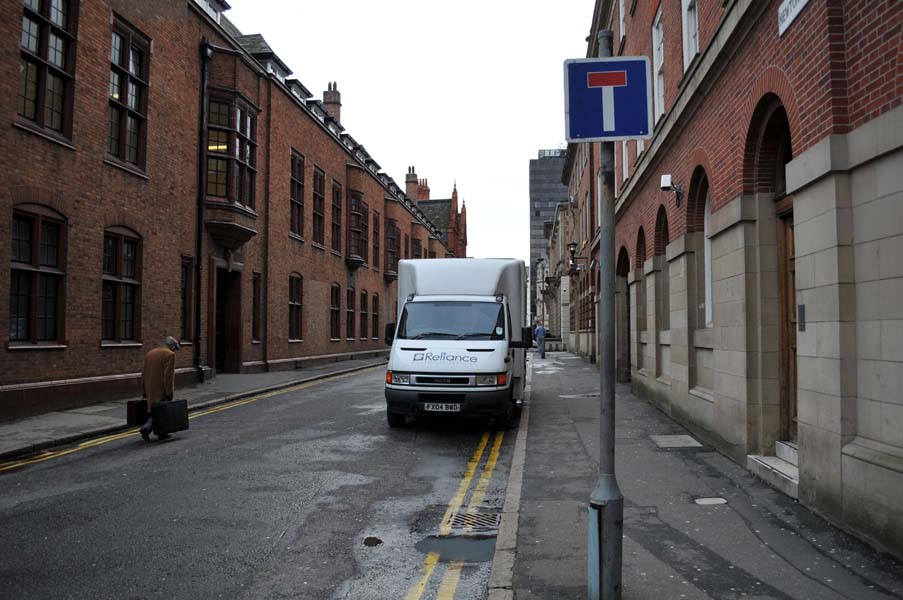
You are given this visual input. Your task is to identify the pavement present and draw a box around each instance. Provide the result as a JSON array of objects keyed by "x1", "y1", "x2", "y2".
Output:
[
  {"x1": 0, "y1": 356, "x2": 387, "y2": 461},
  {"x1": 498, "y1": 351, "x2": 903, "y2": 600}
]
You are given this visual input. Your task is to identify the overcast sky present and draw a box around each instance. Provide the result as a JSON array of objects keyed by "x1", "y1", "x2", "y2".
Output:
[{"x1": 226, "y1": 0, "x2": 591, "y2": 261}]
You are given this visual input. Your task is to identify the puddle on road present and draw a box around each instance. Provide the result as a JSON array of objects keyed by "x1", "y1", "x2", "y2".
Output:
[{"x1": 414, "y1": 535, "x2": 497, "y2": 563}]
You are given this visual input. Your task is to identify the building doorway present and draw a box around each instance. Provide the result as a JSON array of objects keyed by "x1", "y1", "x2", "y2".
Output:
[
  {"x1": 776, "y1": 200, "x2": 797, "y2": 441},
  {"x1": 215, "y1": 268, "x2": 242, "y2": 373}
]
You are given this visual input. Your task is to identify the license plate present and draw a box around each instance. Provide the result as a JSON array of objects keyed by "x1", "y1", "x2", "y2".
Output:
[{"x1": 424, "y1": 402, "x2": 461, "y2": 412}]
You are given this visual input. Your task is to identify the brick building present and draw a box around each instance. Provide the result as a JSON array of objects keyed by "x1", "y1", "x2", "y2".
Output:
[
  {"x1": 1, "y1": 0, "x2": 466, "y2": 421},
  {"x1": 405, "y1": 166, "x2": 468, "y2": 259},
  {"x1": 564, "y1": 0, "x2": 902, "y2": 557},
  {"x1": 528, "y1": 149, "x2": 569, "y2": 321}
]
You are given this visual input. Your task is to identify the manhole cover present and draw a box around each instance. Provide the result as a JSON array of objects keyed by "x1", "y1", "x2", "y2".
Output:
[
  {"x1": 449, "y1": 512, "x2": 501, "y2": 532},
  {"x1": 650, "y1": 434, "x2": 703, "y2": 448}
]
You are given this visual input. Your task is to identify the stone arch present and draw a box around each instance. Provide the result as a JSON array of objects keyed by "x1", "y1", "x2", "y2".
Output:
[
  {"x1": 686, "y1": 166, "x2": 710, "y2": 234},
  {"x1": 743, "y1": 93, "x2": 795, "y2": 196},
  {"x1": 654, "y1": 205, "x2": 670, "y2": 255},
  {"x1": 635, "y1": 227, "x2": 647, "y2": 269},
  {"x1": 616, "y1": 246, "x2": 631, "y2": 277}
]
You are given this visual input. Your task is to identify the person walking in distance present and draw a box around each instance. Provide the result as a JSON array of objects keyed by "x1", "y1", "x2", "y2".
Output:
[
  {"x1": 140, "y1": 336, "x2": 181, "y2": 441},
  {"x1": 535, "y1": 321, "x2": 547, "y2": 359}
]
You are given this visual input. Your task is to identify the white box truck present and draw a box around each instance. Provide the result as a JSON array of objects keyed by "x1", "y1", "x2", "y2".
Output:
[{"x1": 383, "y1": 258, "x2": 532, "y2": 428}]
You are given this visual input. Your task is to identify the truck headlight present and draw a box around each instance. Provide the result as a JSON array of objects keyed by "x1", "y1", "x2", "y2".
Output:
[
  {"x1": 476, "y1": 373, "x2": 508, "y2": 386},
  {"x1": 388, "y1": 372, "x2": 410, "y2": 385}
]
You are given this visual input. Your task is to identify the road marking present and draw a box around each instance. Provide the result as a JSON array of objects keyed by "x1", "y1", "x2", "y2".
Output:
[
  {"x1": 467, "y1": 431, "x2": 504, "y2": 520},
  {"x1": 404, "y1": 552, "x2": 440, "y2": 600},
  {"x1": 436, "y1": 561, "x2": 464, "y2": 600},
  {"x1": 0, "y1": 367, "x2": 380, "y2": 474},
  {"x1": 439, "y1": 432, "x2": 491, "y2": 536}
]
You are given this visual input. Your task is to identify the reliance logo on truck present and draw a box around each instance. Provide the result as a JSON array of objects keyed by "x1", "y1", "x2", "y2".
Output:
[{"x1": 413, "y1": 352, "x2": 478, "y2": 364}]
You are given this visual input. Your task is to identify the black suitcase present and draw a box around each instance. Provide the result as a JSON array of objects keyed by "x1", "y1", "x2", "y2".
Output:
[
  {"x1": 127, "y1": 399, "x2": 149, "y2": 426},
  {"x1": 151, "y1": 399, "x2": 189, "y2": 435}
]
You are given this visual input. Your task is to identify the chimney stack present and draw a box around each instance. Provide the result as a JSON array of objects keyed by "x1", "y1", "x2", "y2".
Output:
[
  {"x1": 323, "y1": 82, "x2": 341, "y2": 123},
  {"x1": 417, "y1": 178, "x2": 430, "y2": 201},
  {"x1": 405, "y1": 166, "x2": 419, "y2": 201}
]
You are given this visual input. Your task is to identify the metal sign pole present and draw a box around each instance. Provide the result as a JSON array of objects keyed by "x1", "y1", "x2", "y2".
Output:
[{"x1": 588, "y1": 28, "x2": 623, "y2": 600}]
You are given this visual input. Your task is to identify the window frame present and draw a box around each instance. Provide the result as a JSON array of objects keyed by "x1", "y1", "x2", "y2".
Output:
[
  {"x1": 290, "y1": 150, "x2": 304, "y2": 239},
  {"x1": 205, "y1": 96, "x2": 258, "y2": 209},
  {"x1": 652, "y1": 7, "x2": 665, "y2": 123},
  {"x1": 9, "y1": 206, "x2": 67, "y2": 346},
  {"x1": 345, "y1": 286, "x2": 355, "y2": 340},
  {"x1": 331, "y1": 179, "x2": 343, "y2": 253},
  {"x1": 385, "y1": 219, "x2": 399, "y2": 273},
  {"x1": 101, "y1": 227, "x2": 142, "y2": 343},
  {"x1": 107, "y1": 17, "x2": 150, "y2": 170},
  {"x1": 312, "y1": 167, "x2": 326, "y2": 246},
  {"x1": 372, "y1": 211, "x2": 380, "y2": 269},
  {"x1": 681, "y1": 0, "x2": 699, "y2": 72},
  {"x1": 17, "y1": 0, "x2": 79, "y2": 139},
  {"x1": 371, "y1": 293, "x2": 379, "y2": 339},
  {"x1": 359, "y1": 290, "x2": 368, "y2": 340},
  {"x1": 329, "y1": 283, "x2": 340, "y2": 340}
]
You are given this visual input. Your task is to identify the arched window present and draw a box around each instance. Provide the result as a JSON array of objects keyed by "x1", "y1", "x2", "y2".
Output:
[
  {"x1": 289, "y1": 274, "x2": 302, "y2": 341},
  {"x1": 10, "y1": 205, "x2": 67, "y2": 344},
  {"x1": 360, "y1": 290, "x2": 368, "y2": 340},
  {"x1": 102, "y1": 226, "x2": 142, "y2": 342},
  {"x1": 329, "y1": 284, "x2": 340, "y2": 340}
]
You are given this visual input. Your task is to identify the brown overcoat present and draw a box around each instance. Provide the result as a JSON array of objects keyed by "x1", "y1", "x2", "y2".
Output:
[{"x1": 142, "y1": 346, "x2": 175, "y2": 410}]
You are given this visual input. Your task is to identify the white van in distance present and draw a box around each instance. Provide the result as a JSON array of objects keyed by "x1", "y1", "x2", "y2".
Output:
[{"x1": 383, "y1": 258, "x2": 532, "y2": 428}]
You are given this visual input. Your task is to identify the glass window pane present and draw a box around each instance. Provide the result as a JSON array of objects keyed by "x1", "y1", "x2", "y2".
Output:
[
  {"x1": 17, "y1": 59, "x2": 38, "y2": 120},
  {"x1": 127, "y1": 81, "x2": 139, "y2": 110},
  {"x1": 101, "y1": 281, "x2": 116, "y2": 339},
  {"x1": 207, "y1": 158, "x2": 227, "y2": 197},
  {"x1": 40, "y1": 222, "x2": 59, "y2": 267},
  {"x1": 129, "y1": 47, "x2": 142, "y2": 76},
  {"x1": 49, "y1": 0, "x2": 67, "y2": 29},
  {"x1": 121, "y1": 284, "x2": 135, "y2": 339},
  {"x1": 24, "y1": 0, "x2": 41, "y2": 11},
  {"x1": 108, "y1": 105, "x2": 121, "y2": 155},
  {"x1": 111, "y1": 31, "x2": 123, "y2": 64},
  {"x1": 10, "y1": 270, "x2": 32, "y2": 341},
  {"x1": 207, "y1": 130, "x2": 228, "y2": 153},
  {"x1": 21, "y1": 17, "x2": 39, "y2": 52},
  {"x1": 123, "y1": 240, "x2": 137, "y2": 278},
  {"x1": 44, "y1": 73, "x2": 65, "y2": 132},
  {"x1": 103, "y1": 236, "x2": 117, "y2": 275},
  {"x1": 126, "y1": 116, "x2": 139, "y2": 163},
  {"x1": 109, "y1": 70, "x2": 121, "y2": 101},
  {"x1": 208, "y1": 101, "x2": 229, "y2": 127},
  {"x1": 48, "y1": 32, "x2": 66, "y2": 68},
  {"x1": 37, "y1": 274, "x2": 58, "y2": 341},
  {"x1": 12, "y1": 216, "x2": 32, "y2": 263}
]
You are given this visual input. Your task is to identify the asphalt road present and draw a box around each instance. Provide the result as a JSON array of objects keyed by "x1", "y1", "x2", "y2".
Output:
[{"x1": 0, "y1": 367, "x2": 515, "y2": 600}]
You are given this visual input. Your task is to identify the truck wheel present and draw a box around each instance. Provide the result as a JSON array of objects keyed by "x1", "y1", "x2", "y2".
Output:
[
  {"x1": 495, "y1": 401, "x2": 514, "y2": 431},
  {"x1": 387, "y1": 410, "x2": 406, "y2": 428}
]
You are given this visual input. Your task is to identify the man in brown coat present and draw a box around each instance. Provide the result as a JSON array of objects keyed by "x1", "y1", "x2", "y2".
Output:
[{"x1": 140, "y1": 336, "x2": 181, "y2": 441}]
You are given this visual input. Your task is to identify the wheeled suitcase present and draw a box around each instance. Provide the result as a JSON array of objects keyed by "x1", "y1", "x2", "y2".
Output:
[
  {"x1": 126, "y1": 399, "x2": 149, "y2": 426},
  {"x1": 151, "y1": 399, "x2": 189, "y2": 435}
]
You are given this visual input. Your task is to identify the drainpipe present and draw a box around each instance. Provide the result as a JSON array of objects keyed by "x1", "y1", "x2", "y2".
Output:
[
  {"x1": 194, "y1": 40, "x2": 214, "y2": 382},
  {"x1": 262, "y1": 77, "x2": 272, "y2": 370}
]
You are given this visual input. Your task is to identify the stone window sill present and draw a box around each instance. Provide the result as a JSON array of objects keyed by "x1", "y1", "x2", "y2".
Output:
[
  {"x1": 288, "y1": 339, "x2": 303, "y2": 344},
  {"x1": 12, "y1": 120, "x2": 75, "y2": 151},
  {"x1": 8, "y1": 342, "x2": 68, "y2": 351},
  {"x1": 104, "y1": 156, "x2": 148, "y2": 179},
  {"x1": 100, "y1": 341, "x2": 143, "y2": 348}
]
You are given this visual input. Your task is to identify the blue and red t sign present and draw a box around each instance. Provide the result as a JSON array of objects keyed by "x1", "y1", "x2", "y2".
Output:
[{"x1": 564, "y1": 57, "x2": 653, "y2": 143}]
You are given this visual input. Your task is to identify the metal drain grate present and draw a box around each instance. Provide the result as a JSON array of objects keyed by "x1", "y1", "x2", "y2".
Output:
[{"x1": 450, "y1": 512, "x2": 501, "y2": 532}]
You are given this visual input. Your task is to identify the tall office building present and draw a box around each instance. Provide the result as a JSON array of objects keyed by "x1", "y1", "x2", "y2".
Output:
[{"x1": 528, "y1": 149, "x2": 568, "y2": 320}]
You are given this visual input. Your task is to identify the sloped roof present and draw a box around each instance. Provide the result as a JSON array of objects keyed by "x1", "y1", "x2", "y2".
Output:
[
  {"x1": 418, "y1": 199, "x2": 451, "y2": 242},
  {"x1": 236, "y1": 34, "x2": 291, "y2": 74}
]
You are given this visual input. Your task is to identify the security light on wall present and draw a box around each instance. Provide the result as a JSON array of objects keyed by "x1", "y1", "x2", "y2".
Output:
[{"x1": 660, "y1": 174, "x2": 684, "y2": 207}]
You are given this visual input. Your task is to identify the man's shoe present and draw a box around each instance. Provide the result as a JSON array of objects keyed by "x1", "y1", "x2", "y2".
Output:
[
  {"x1": 140, "y1": 428, "x2": 151, "y2": 442},
  {"x1": 156, "y1": 432, "x2": 171, "y2": 441}
]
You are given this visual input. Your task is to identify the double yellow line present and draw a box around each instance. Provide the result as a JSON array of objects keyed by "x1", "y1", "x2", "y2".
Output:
[
  {"x1": 0, "y1": 367, "x2": 379, "y2": 474},
  {"x1": 404, "y1": 430, "x2": 505, "y2": 600}
]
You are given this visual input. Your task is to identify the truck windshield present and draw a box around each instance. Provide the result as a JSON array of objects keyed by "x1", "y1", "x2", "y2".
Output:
[{"x1": 398, "y1": 302, "x2": 505, "y2": 341}]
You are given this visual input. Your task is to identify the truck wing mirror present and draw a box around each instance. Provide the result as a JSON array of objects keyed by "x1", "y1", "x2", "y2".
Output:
[{"x1": 384, "y1": 322, "x2": 396, "y2": 346}]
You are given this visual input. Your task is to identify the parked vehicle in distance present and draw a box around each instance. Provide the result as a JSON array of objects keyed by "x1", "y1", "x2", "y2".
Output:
[{"x1": 383, "y1": 258, "x2": 532, "y2": 428}]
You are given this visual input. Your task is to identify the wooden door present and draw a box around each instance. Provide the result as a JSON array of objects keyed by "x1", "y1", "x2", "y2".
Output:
[{"x1": 776, "y1": 199, "x2": 797, "y2": 441}]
